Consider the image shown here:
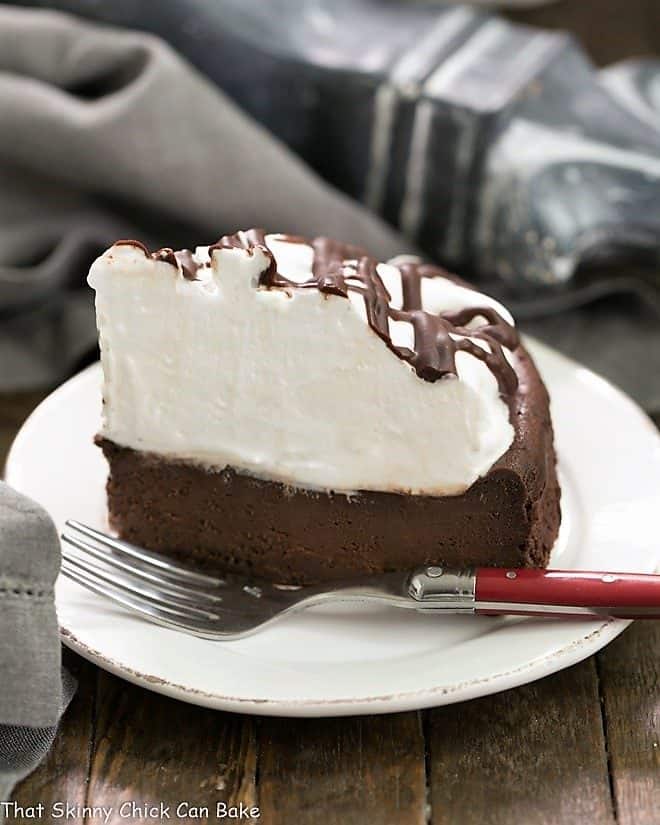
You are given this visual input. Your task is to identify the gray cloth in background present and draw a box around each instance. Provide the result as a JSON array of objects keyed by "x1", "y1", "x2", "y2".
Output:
[
  {"x1": 0, "y1": 482, "x2": 75, "y2": 809},
  {"x1": 0, "y1": 6, "x2": 407, "y2": 391}
]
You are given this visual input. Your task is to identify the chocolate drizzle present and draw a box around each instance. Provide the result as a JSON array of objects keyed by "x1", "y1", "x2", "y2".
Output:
[
  {"x1": 113, "y1": 231, "x2": 519, "y2": 394},
  {"x1": 210, "y1": 228, "x2": 278, "y2": 284},
  {"x1": 152, "y1": 248, "x2": 201, "y2": 281},
  {"x1": 211, "y1": 231, "x2": 519, "y2": 394},
  {"x1": 115, "y1": 238, "x2": 150, "y2": 256},
  {"x1": 114, "y1": 240, "x2": 204, "y2": 280}
]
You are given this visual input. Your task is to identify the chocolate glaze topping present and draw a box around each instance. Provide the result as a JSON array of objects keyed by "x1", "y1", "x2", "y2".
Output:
[
  {"x1": 115, "y1": 238, "x2": 150, "y2": 255},
  {"x1": 209, "y1": 228, "x2": 279, "y2": 284},
  {"x1": 212, "y1": 230, "x2": 519, "y2": 394},
  {"x1": 113, "y1": 231, "x2": 519, "y2": 394},
  {"x1": 115, "y1": 240, "x2": 202, "y2": 281},
  {"x1": 152, "y1": 248, "x2": 201, "y2": 281}
]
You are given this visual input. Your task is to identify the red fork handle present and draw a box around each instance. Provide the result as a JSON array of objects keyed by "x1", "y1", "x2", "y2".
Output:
[{"x1": 474, "y1": 568, "x2": 660, "y2": 619}]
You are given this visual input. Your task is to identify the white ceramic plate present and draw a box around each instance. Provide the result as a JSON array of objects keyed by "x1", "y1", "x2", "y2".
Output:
[{"x1": 6, "y1": 339, "x2": 660, "y2": 716}]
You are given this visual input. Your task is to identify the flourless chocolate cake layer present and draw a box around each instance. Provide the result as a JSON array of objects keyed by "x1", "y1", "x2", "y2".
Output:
[{"x1": 97, "y1": 344, "x2": 560, "y2": 586}]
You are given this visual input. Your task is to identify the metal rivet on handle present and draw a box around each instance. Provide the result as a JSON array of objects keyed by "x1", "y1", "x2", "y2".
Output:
[
  {"x1": 426, "y1": 566, "x2": 443, "y2": 578},
  {"x1": 506, "y1": 571, "x2": 517, "y2": 579}
]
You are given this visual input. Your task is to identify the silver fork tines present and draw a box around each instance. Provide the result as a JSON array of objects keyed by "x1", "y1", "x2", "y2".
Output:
[
  {"x1": 60, "y1": 521, "x2": 424, "y2": 640},
  {"x1": 66, "y1": 521, "x2": 223, "y2": 586}
]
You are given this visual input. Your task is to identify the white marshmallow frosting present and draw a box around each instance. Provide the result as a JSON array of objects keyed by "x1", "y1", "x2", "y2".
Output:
[{"x1": 88, "y1": 235, "x2": 518, "y2": 495}]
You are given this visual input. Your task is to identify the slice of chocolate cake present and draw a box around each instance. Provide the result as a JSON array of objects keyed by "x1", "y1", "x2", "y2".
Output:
[{"x1": 88, "y1": 230, "x2": 560, "y2": 585}]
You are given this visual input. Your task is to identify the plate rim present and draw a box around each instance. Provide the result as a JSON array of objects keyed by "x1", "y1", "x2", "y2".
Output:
[
  {"x1": 57, "y1": 615, "x2": 626, "y2": 717},
  {"x1": 5, "y1": 338, "x2": 659, "y2": 716}
]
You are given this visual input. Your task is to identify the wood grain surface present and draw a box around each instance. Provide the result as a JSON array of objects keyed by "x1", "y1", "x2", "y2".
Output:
[
  {"x1": 86, "y1": 672, "x2": 258, "y2": 825},
  {"x1": 597, "y1": 624, "x2": 660, "y2": 825},
  {"x1": 4, "y1": 1, "x2": 660, "y2": 823},
  {"x1": 259, "y1": 714, "x2": 427, "y2": 825},
  {"x1": 427, "y1": 660, "x2": 615, "y2": 825}
]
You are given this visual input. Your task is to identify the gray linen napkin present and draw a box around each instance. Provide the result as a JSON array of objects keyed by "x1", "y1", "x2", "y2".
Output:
[
  {"x1": 0, "y1": 482, "x2": 75, "y2": 808},
  {"x1": 0, "y1": 5, "x2": 407, "y2": 392}
]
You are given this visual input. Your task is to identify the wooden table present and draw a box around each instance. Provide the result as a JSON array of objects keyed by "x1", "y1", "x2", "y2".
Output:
[{"x1": 4, "y1": 1, "x2": 660, "y2": 822}]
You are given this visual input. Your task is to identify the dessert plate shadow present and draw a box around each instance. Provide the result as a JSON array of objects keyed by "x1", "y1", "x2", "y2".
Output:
[{"x1": 6, "y1": 339, "x2": 660, "y2": 716}]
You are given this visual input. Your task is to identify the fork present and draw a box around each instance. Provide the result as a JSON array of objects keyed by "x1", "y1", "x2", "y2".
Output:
[{"x1": 60, "y1": 521, "x2": 660, "y2": 640}]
